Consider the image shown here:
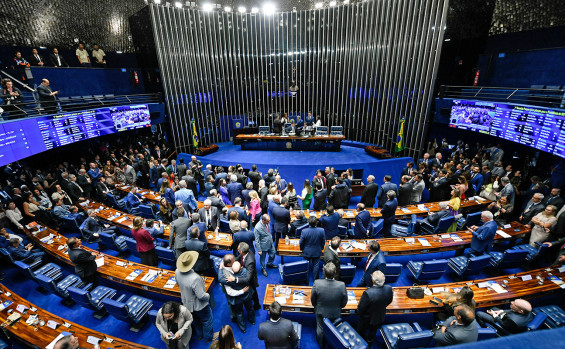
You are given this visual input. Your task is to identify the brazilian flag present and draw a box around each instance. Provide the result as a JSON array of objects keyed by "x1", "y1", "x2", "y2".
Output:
[
  {"x1": 191, "y1": 120, "x2": 199, "y2": 149},
  {"x1": 395, "y1": 118, "x2": 405, "y2": 153}
]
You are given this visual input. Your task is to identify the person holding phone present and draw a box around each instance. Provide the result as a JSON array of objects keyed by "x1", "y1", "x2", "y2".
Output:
[{"x1": 155, "y1": 301, "x2": 193, "y2": 349}]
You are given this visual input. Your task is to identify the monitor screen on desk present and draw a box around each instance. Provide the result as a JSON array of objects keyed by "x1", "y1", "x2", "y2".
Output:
[
  {"x1": 316, "y1": 126, "x2": 329, "y2": 135},
  {"x1": 330, "y1": 126, "x2": 343, "y2": 135},
  {"x1": 259, "y1": 126, "x2": 270, "y2": 134}
]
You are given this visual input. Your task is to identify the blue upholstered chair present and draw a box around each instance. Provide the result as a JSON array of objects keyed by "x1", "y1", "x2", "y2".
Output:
[
  {"x1": 478, "y1": 327, "x2": 498, "y2": 341},
  {"x1": 337, "y1": 225, "x2": 348, "y2": 238},
  {"x1": 485, "y1": 312, "x2": 547, "y2": 336},
  {"x1": 68, "y1": 284, "x2": 119, "y2": 318},
  {"x1": 295, "y1": 224, "x2": 309, "y2": 238},
  {"x1": 101, "y1": 294, "x2": 153, "y2": 331},
  {"x1": 124, "y1": 237, "x2": 140, "y2": 257},
  {"x1": 99, "y1": 232, "x2": 128, "y2": 253},
  {"x1": 155, "y1": 246, "x2": 176, "y2": 266},
  {"x1": 380, "y1": 322, "x2": 433, "y2": 349},
  {"x1": 457, "y1": 211, "x2": 482, "y2": 230},
  {"x1": 383, "y1": 263, "x2": 403, "y2": 284},
  {"x1": 371, "y1": 219, "x2": 384, "y2": 238},
  {"x1": 219, "y1": 219, "x2": 231, "y2": 233},
  {"x1": 534, "y1": 305, "x2": 565, "y2": 328},
  {"x1": 340, "y1": 264, "x2": 356, "y2": 285},
  {"x1": 292, "y1": 321, "x2": 302, "y2": 348},
  {"x1": 391, "y1": 215, "x2": 417, "y2": 237},
  {"x1": 106, "y1": 192, "x2": 125, "y2": 210},
  {"x1": 487, "y1": 249, "x2": 529, "y2": 270},
  {"x1": 510, "y1": 242, "x2": 549, "y2": 263},
  {"x1": 323, "y1": 318, "x2": 368, "y2": 349},
  {"x1": 124, "y1": 199, "x2": 140, "y2": 216},
  {"x1": 279, "y1": 260, "x2": 309, "y2": 284},
  {"x1": 148, "y1": 309, "x2": 159, "y2": 326},
  {"x1": 407, "y1": 259, "x2": 448, "y2": 281},
  {"x1": 420, "y1": 216, "x2": 455, "y2": 235},
  {"x1": 14, "y1": 260, "x2": 62, "y2": 283},
  {"x1": 0, "y1": 247, "x2": 42, "y2": 269},
  {"x1": 138, "y1": 204, "x2": 155, "y2": 219},
  {"x1": 35, "y1": 274, "x2": 83, "y2": 301},
  {"x1": 447, "y1": 254, "x2": 491, "y2": 277}
]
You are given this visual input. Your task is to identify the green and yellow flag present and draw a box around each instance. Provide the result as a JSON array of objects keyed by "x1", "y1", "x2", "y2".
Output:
[
  {"x1": 395, "y1": 118, "x2": 405, "y2": 153},
  {"x1": 191, "y1": 120, "x2": 199, "y2": 149}
]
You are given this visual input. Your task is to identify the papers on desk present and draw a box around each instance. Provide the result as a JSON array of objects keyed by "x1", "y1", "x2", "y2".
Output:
[
  {"x1": 432, "y1": 287, "x2": 445, "y2": 293},
  {"x1": 450, "y1": 234, "x2": 463, "y2": 242},
  {"x1": 547, "y1": 276, "x2": 564, "y2": 286},
  {"x1": 558, "y1": 267, "x2": 565, "y2": 273},
  {"x1": 46, "y1": 320, "x2": 59, "y2": 329},
  {"x1": 292, "y1": 292, "x2": 305, "y2": 305},
  {"x1": 116, "y1": 260, "x2": 127, "y2": 267},
  {"x1": 490, "y1": 283, "x2": 508, "y2": 294},
  {"x1": 86, "y1": 336, "x2": 102, "y2": 346},
  {"x1": 477, "y1": 281, "x2": 497, "y2": 288},
  {"x1": 340, "y1": 242, "x2": 353, "y2": 252},
  {"x1": 347, "y1": 291, "x2": 357, "y2": 305},
  {"x1": 350, "y1": 240, "x2": 367, "y2": 250},
  {"x1": 40, "y1": 234, "x2": 54, "y2": 243},
  {"x1": 141, "y1": 270, "x2": 158, "y2": 283},
  {"x1": 440, "y1": 234, "x2": 450, "y2": 239},
  {"x1": 401, "y1": 208, "x2": 412, "y2": 213},
  {"x1": 126, "y1": 269, "x2": 143, "y2": 281},
  {"x1": 418, "y1": 238, "x2": 431, "y2": 247},
  {"x1": 417, "y1": 204, "x2": 429, "y2": 212},
  {"x1": 0, "y1": 300, "x2": 13, "y2": 311},
  {"x1": 95, "y1": 257, "x2": 104, "y2": 268},
  {"x1": 345, "y1": 211, "x2": 355, "y2": 218},
  {"x1": 116, "y1": 216, "x2": 128, "y2": 224},
  {"x1": 275, "y1": 296, "x2": 287, "y2": 305},
  {"x1": 218, "y1": 233, "x2": 231, "y2": 240},
  {"x1": 405, "y1": 238, "x2": 415, "y2": 244},
  {"x1": 164, "y1": 276, "x2": 177, "y2": 289},
  {"x1": 503, "y1": 224, "x2": 511, "y2": 229},
  {"x1": 496, "y1": 230, "x2": 511, "y2": 238},
  {"x1": 521, "y1": 275, "x2": 532, "y2": 281}
]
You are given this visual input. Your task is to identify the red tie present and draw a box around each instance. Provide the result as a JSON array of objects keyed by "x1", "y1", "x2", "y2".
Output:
[{"x1": 365, "y1": 253, "x2": 374, "y2": 271}]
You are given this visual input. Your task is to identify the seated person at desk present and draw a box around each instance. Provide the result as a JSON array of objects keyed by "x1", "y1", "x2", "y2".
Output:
[
  {"x1": 433, "y1": 304, "x2": 478, "y2": 346},
  {"x1": 82, "y1": 209, "x2": 120, "y2": 240},
  {"x1": 145, "y1": 218, "x2": 168, "y2": 247},
  {"x1": 319, "y1": 205, "x2": 340, "y2": 240},
  {"x1": 258, "y1": 301, "x2": 299, "y2": 349},
  {"x1": 416, "y1": 201, "x2": 450, "y2": 233},
  {"x1": 0, "y1": 227, "x2": 23, "y2": 247},
  {"x1": 52, "y1": 198, "x2": 81, "y2": 221},
  {"x1": 126, "y1": 186, "x2": 145, "y2": 210},
  {"x1": 7, "y1": 238, "x2": 45, "y2": 263},
  {"x1": 289, "y1": 210, "x2": 308, "y2": 237},
  {"x1": 295, "y1": 115, "x2": 304, "y2": 131},
  {"x1": 476, "y1": 299, "x2": 534, "y2": 334}
]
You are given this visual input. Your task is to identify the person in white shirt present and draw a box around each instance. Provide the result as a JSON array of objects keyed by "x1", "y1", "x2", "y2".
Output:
[{"x1": 92, "y1": 44, "x2": 106, "y2": 67}]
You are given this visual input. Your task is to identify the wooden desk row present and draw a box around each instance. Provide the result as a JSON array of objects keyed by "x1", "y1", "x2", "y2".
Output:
[
  {"x1": 24, "y1": 224, "x2": 213, "y2": 298},
  {"x1": 0, "y1": 284, "x2": 153, "y2": 349},
  {"x1": 263, "y1": 266, "x2": 565, "y2": 315},
  {"x1": 235, "y1": 134, "x2": 346, "y2": 142},
  {"x1": 277, "y1": 221, "x2": 531, "y2": 259},
  {"x1": 113, "y1": 183, "x2": 491, "y2": 221},
  {"x1": 78, "y1": 201, "x2": 233, "y2": 251}
]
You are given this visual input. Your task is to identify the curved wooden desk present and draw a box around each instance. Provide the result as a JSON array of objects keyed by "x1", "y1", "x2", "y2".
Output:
[
  {"x1": 264, "y1": 266, "x2": 565, "y2": 315},
  {"x1": 78, "y1": 201, "x2": 233, "y2": 251},
  {"x1": 0, "y1": 284, "x2": 153, "y2": 349},
  {"x1": 24, "y1": 224, "x2": 213, "y2": 298},
  {"x1": 277, "y1": 222, "x2": 530, "y2": 259}
]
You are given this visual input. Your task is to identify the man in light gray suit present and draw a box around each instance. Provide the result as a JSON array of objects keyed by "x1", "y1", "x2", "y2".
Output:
[
  {"x1": 258, "y1": 301, "x2": 299, "y2": 349},
  {"x1": 122, "y1": 162, "x2": 137, "y2": 184},
  {"x1": 410, "y1": 173, "x2": 425, "y2": 204},
  {"x1": 175, "y1": 251, "x2": 214, "y2": 342},
  {"x1": 433, "y1": 304, "x2": 478, "y2": 346},
  {"x1": 198, "y1": 199, "x2": 220, "y2": 233},
  {"x1": 254, "y1": 214, "x2": 277, "y2": 277},
  {"x1": 497, "y1": 177, "x2": 515, "y2": 205},
  {"x1": 311, "y1": 262, "x2": 348, "y2": 347},
  {"x1": 170, "y1": 208, "x2": 191, "y2": 258}
]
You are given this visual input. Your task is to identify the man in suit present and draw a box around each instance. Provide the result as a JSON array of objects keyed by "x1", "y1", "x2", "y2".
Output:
[
  {"x1": 181, "y1": 170, "x2": 199, "y2": 198},
  {"x1": 258, "y1": 180, "x2": 270, "y2": 214},
  {"x1": 233, "y1": 221, "x2": 255, "y2": 255},
  {"x1": 67, "y1": 237, "x2": 99, "y2": 286},
  {"x1": 228, "y1": 197, "x2": 249, "y2": 224},
  {"x1": 318, "y1": 205, "x2": 340, "y2": 240},
  {"x1": 324, "y1": 167, "x2": 336, "y2": 190},
  {"x1": 312, "y1": 170, "x2": 327, "y2": 193},
  {"x1": 361, "y1": 175, "x2": 379, "y2": 208},
  {"x1": 66, "y1": 174, "x2": 85, "y2": 203},
  {"x1": 497, "y1": 177, "x2": 515, "y2": 205},
  {"x1": 377, "y1": 175, "x2": 398, "y2": 208},
  {"x1": 49, "y1": 48, "x2": 69, "y2": 67},
  {"x1": 226, "y1": 242, "x2": 261, "y2": 310},
  {"x1": 7, "y1": 238, "x2": 45, "y2": 263},
  {"x1": 543, "y1": 188, "x2": 564, "y2": 212},
  {"x1": 186, "y1": 213, "x2": 207, "y2": 244},
  {"x1": 29, "y1": 48, "x2": 45, "y2": 66},
  {"x1": 175, "y1": 251, "x2": 214, "y2": 342},
  {"x1": 204, "y1": 176, "x2": 216, "y2": 197},
  {"x1": 470, "y1": 166, "x2": 484, "y2": 193},
  {"x1": 329, "y1": 177, "x2": 350, "y2": 209},
  {"x1": 76, "y1": 169, "x2": 92, "y2": 198},
  {"x1": 476, "y1": 299, "x2": 533, "y2": 334},
  {"x1": 398, "y1": 175, "x2": 413, "y2": 206},
  {"x1": 311, "y1": 262, "x2": 348, "y2": 347},
  {"x1": 381, "y1": 190, "x2": 398, "y2": 237},
  {"x1": 255, "y1": 214, "x2": 277, "y2": 276},
  {"x1": 272, "y1": 197, "x2": 291, "y2": 243},
  {"x1": 357, "y1": 270, "x2": 393, "y2": 343},
  {"x1": 242, "y1": 182, "x2": 253, "y2": 208},
  {"x1": 188, "y1": 156, "x2": 204, "y2": 195},
  {"x1": 313, "y1": 183, "x2": 328, "y2": 211},
  {"x1": 519, "y1": 193, "x2": 545, "y2": 225},
  {"x1": 434, "y1": 305, "x2": 479, "y2": 346},
  {"x1": 289, "y1": 210, "x2": 308, "y2": 237},
  {"x1": 175, "y1": 180, "x2": 198, "y2": 212},
  {"x1": 177, "y1": 158, "x2": 188, "y2": 178},
  {"x1": 198, "y1": 199, "x2": 220, "y2": 233},
  {"x1": 122, "y1": 162, "x2": 137, "y2": 185},
  {"x1": 185, "y1": 226, "x2": 213, "y2": 276},
  {"x1": 227, "y1": 175, "x2": 244, "y2": 204},
  {"x1": 172, "y1": 200, "x2": 190, "y2": 220},
  {"x1": 258, "y1": 301, "x2": 299, "y2": 349},
  {"x1": 149, "y1": 160, "x2": 161, "y2": 189},
  {"x1": 417, "y1": 202, "x2": 450, "y2": 233},
  {"x1": 410, "y1": 174, "x2": 425, "y2": 204},
  {"x1": 206, "y1": 189, "x2": 226, "y2": 210},
  {"x1": 167, "y1": 159, "x2": 179, "y2": 178},
  {"x1": 248, "y1": 165, "x2": 262, "y2": 191},
  {"x1": 170, "y1": 208, "x2": 192, "y2": 258},
  {"x1": 37, "y1": 78, "x2": 59, "y2": 114},
  {"x1": 322, "y1": 236, "x2": 341, "y2": 281},
  {"x1": 430, "y1": 170, "x2": 450, "y2": 201},
  {"x1": 357, "y1": 241, "x2": 386, "y2": 287},
  {"x1": 401, "y1": 161, "x2": 414, "y2": 177},
  {"x1": 125, "y1": 185, "x2": 144, "y2": 211},
  {"x1": 95, "y1": 176, "x2": 110, "y2": 201},
  {"x1": 468, "y1": 211, "x2": 498, "y2": 255},
  {"x1": 82, "y1": 209, "x2": 119, "y2": 240},
  {"x1": 275, "y1": 175, "x2": 288, "y2": 195},
  {"x1": 353, "y1": 203, "x2": 372, "y2": 238},
  {"x1": 300, "y1": 216, "x2": 326, "y2": 281}
]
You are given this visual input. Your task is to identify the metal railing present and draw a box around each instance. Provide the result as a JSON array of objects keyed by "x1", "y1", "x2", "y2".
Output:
[{"x1": 438, "y1": 85, "x2": 565, "y2": 109}]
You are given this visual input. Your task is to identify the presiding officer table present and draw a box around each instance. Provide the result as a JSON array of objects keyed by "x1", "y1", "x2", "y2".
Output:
[{"x1": 235, "y1": 134, "x2": 346, "y2": 151}]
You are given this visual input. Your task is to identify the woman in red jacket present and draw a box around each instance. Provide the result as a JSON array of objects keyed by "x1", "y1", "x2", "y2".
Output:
[{"x1": 131, "y1": 216, "x2": 158, "y2": 266}]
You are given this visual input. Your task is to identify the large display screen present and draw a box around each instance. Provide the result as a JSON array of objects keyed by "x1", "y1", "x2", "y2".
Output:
[
  {"x1": 449, "y1": 100, "x2": 565, "y2": 159},
  {"x1": 0, "y1": 104, "x2": 151, "y2": 167}
]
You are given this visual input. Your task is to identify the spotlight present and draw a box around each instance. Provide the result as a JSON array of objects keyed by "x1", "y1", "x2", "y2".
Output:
[
  {"x1": 238, "y1": 6, "x2": 246, "y2": 13},
  {"x1": 224, "y1": 6, "x2": 232, "y2": 12},
  {"x1": 263, "y1": 3, "x2": 276, "y2": 15},
  {"x1": 202, "y1": 3, "x2": 213, "y2": 11},
  {"x1": 315, "y1": 2, "x2": 323, "y2": 9},
  {"x1": 175, "y1": 1, "x2": 182, "y2": 8},
  {"x1": 343, "y1": 0, "x2": 349, "y2": 4},
  {"x1": 330, "y1": 1, "x2": 337, "y2": 6},
  {"x1": 154, "y1": 0, "x2": 161, "y2": 4},
  {"x1": 251, "y1": 7, "x2": 259, "y2": 13}
]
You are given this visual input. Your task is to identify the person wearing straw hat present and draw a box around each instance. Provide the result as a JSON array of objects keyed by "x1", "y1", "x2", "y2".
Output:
[{"x1": 175, "y1": 251, "x2": 214, "y2": 342}]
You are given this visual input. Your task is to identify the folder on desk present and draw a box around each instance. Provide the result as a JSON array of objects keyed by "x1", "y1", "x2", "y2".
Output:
[
  {"x1": 496, "y1": 230, "x2": 511, "y2": 238},
  {"x1": 418, "y1": 238, "x2": 431, "y2": 247}
]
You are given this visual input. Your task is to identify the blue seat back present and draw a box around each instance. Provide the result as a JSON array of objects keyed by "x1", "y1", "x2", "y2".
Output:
[
  {"x1": 497, "y1": 249, "x2": 529, "y2": 269},
  {"x1": 35, "y1": 274, "x2": 58, "y2": 294},
  {"x1": 527, "y1": 312, "x2": 548, "y2": 331},
  {"x1": 124, "y1": 237, "x2": 140, "y2": 257},
  {"x1": 384, "y1": 263, "x2": 402, "y2": 283},
  {"x1": 436, "y1": 216, "x2": 455, "y2": 234},
  {"x1": 14, "y1": 261, "x2": 36, "y2": 280},
  {"x1": 101, "y1": 298, "x2": 131, "y2": 321},
  {"x1": 478, "y1": 327, "x2": 497, "y2": 340},
  {"x1": 296, "y1": 224, "x2": 309, "y2": 238},
  {"x1": 467, "y1": 254, "x2": 492, "y2": 274},
  {"x1": 219, "y1": 219, "x2": 231, "y2": 233},
  {"x1": 139, "y1": 204, "x2": 155, "y2": 219},
  {"x1": 324, "y1": 318, "x2": 368, "y2": 349},
  {"x1": 396, "y1": 330, "x2": 433, "y2": 349},
  {"x1": 337, "y1": 225, "x2": 348, "y2": 238},
  {"x1": 371, "y1": 219, "x2": 384, "y2": 237},
  {"x1": 67, "y1": 286, "x2": 97, "y2": 311},
  {"x1": 462, "y1": 212, "x2": 482, "y2": 229},
  {"x1": 0, "y1": 248, "x2": 15, "y2": 264},
  {"x1": 340, "y1": 264, "x2": 356, "y2": 285},
  {"x1": 419, "y1": 259, "x2": 448, "y2": 280},
  {"x1": 155, "y1": 246, "x2": 175, "y2": 265},
  {"x1": 279, "y1": 260, "x2": 309, "y2": 284},
  {"x1": 534, "y1": 305, "x2": 565, "y2": 328},
  {"x1": 99, "y1": 232, "x2": 117, "y2": 248}
]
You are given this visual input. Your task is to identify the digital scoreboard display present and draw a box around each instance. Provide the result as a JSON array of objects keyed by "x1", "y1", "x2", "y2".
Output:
[
  {"x1": 449, "y1": 100, "x2": 565, "y2": 159},
  {"x1": 0, "y1": 104, "x2": 151, "y2": 167}
]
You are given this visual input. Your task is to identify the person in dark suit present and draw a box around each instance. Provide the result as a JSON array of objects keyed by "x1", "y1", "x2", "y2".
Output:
[
  {"x1": 357, "y1": 241, "x2": 386, "y2": 287},
  {"x1": 381, "y1": 190, "x2": 398, "y2": 237},
  {"x1": 357, "y1": 270, "x2": 393, "y2": 343},
  {"x1": 37, "y1": 78, "x2": 59, "y2": 114},
  {"x1": 186, "y1": 213, "x2": 207, "y2": 244},
  {"x1": 233, "y1": 221, "x2": 255, "y2": 255},
  {"x1": 169, "y1": 209, "x2": 191, "y2": 258},
  {"x1": 325, "y1": 167, "x2": 336, "y2": 190},
  {"x1": 398, "y1": 175, "x2": 413, "y2": 206},
  {"x1": 289, "y1": 210, "x2": 308, "y2": 237},
  {"x1": 204, "y1": 176, "x2": 216, "y2": 197},
  {"x1": 519, "y1": 193, "x2": 546, "y2": 225},
  {"x1": 259, "y1": 180, "x2": 270, "y2": 214},
  {"x1": 248, "y1": 165, "x2": 262, "y2": 192},
  {"x1": 318, "y1": 205, "x2": 340, "y2": 240},
  {"x1": 401, "y1": 162, "x2": 414, "y2": 178},
  {"x1": 242, "y1": 182, "x2": 253, "y2": 208},
  {"x1": 416, "y1": 202, "x2": 450, "y2": 233},
  {"x1": 181, "y1": 171, "x2": 199, "y2": 199},
  {"x1": 313, "y1": 183, "x2": 327, "y2": 211},
  {"x1": 198, "y1": 199, "x2": 220, "y2": 233},
  {"x1": 476, "y1": 299, "x2": 534, "y2": 334},
  {"x1": 430, "y1": 170, "x2": 450, "y2": 201},
  {"x1": 172, "y1": 200, "x2": 190, "y2": 220},
  {"x1": 206, "y1": 190, "x2": 226, "y2": 210},
  {"x1": 353, "y1": 203, "x2": 371, "y2": 238},
  {"x1": 227, "y1": 175, "x2": 244, "y2": 204},
  {"x1": 7, "y1": 238, "x2": 45, "y2": 263},
  {"x1": 273, "y1": 115, "x2": 283, "y2": 134},
  {"x1": 82, "y1": 209, "x2": 119, "y2": 240},
  {"x1": 543, "y1": 188, "x2": 564, "y2": 212},
  {"x1": 228, "y1": 198, "x2": 249, "y2": 224},
  {"x1": 434, "y1": 305, "x2": 479, "y2": 346},
  {"x1": 125, "y1": 186, "x2": 144, "y2": 210},
  {"x1": 228, "y1": 242, "x2": 261, "y2": 310},
  {"x1": 258, "y1": 301, "x2": 299, "y2": 349},
  {"x1": 29, "y1": 48, "x2": 45, "y2": 66},
  {"x1": 322, "y1": 236, "x2": 341, "y2": 281},
  {"x1": 377, "y1": 175, "x2": 398, "y2": 208},
  {"x1": 468, "y1": 211, "x2": 497, "y2": 255},
  {"x1": 185, "y1": 226, "x2": 213, "y2": 276},
  {"x1": 361, "y1": 175, "x2": 379, "y2": 208},
  {"x1": 311, "y1": 262, "x2": 348, "y2": 347},
  {"x1": 67, "y1": 237, "x2": 98, "y2": 286},
  {"x1": 300, "y1": 216, "x2": 326, "y2": 281},
  {"x1": 272, "y1": 197, "x2": 291, "y2": 243},
  {"x1": 328, "y1": 178, "x2": 350, "y2": 209},
  {"x1": 49, "y1": 48, "x2": 69, "y2": 67},
  {"x1": 470, "y1": 166, "x2": 484, "y2": 193}
]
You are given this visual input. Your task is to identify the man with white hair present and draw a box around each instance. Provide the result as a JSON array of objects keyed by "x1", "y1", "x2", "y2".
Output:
[
  {"x1": 174, "y1": 180, "x2": 197, "y2": 212},
  {"x1": 198, "y1": 199, "x2": 220, "y2": 232},
  {"x1": 417, "y1": 201, "x2": 450, "y2": 233},
  {"x1": 361, "y1": 175, "x2": 379, "y2": 208},
  {"x1": 356, "y1": 270, "x2": 393, "y2": 344},
  {"x1": 468, "y1": 211, "x2": 497, "y2": 255},
  {"x1": 227, "y1": 174, "x2": 244, "y2": 204},
  {"x1": 497, "y1": 176, "x2": 515, "y2": 205},
  {"x1": 188, "y1": 155, "x2": 205, "y2": 195},
  {"x1": 275, "y1": 175, "x2": 288, "y2": 195},
  {"x1": 476, "y1": 299, "x2": 533, "y2": 334}
]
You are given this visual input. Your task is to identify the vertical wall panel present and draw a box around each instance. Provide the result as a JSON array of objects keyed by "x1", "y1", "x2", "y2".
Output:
[{"x1": 150, "y1": 0, "x2": 448, "y2": 158}]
